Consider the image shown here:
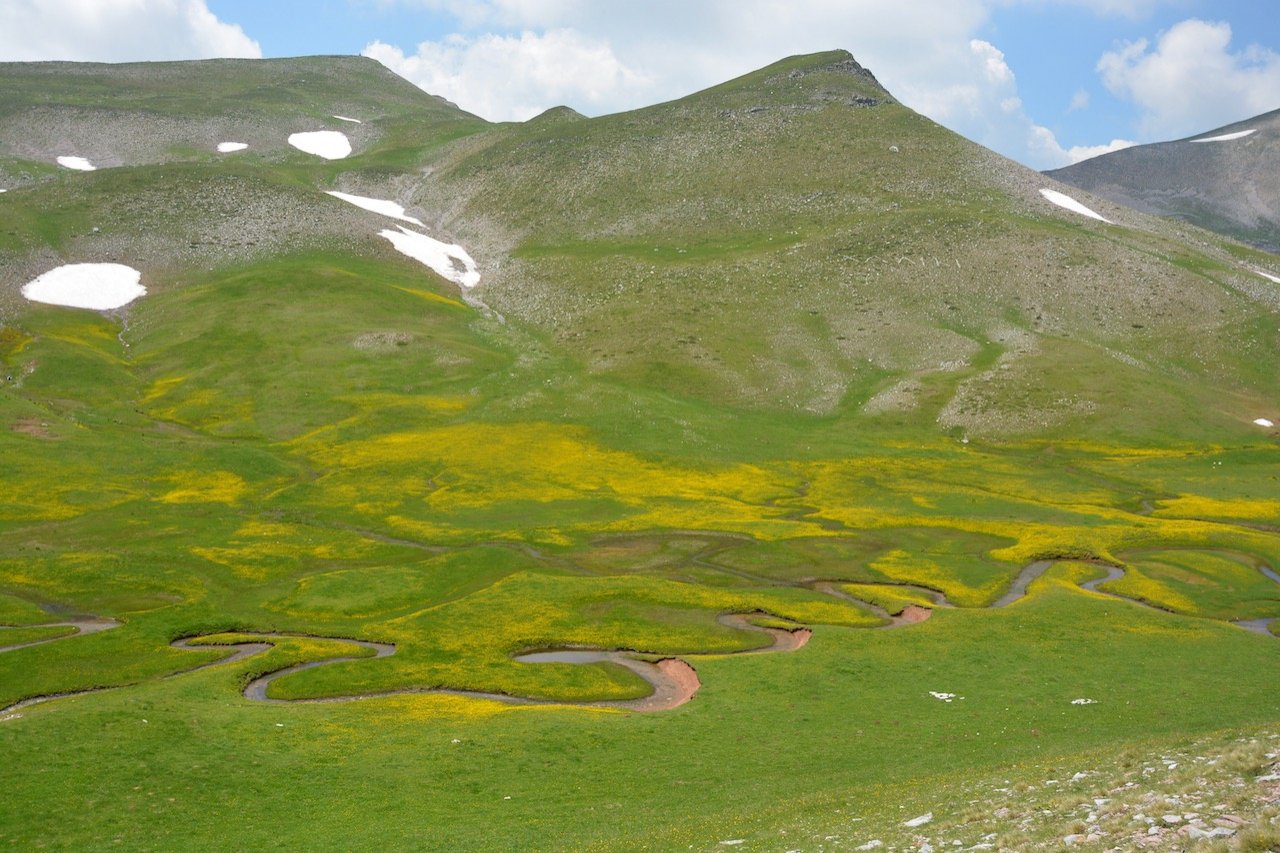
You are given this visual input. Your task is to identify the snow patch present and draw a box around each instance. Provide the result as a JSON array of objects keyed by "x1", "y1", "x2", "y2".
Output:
[
  {"x1": 929, "y1": 691, "x2": 962, "y2": 702},
  {"x1": 1252, "y1": 268, "x2": 1280, "y2": 284},
  {"x1": 56, "y1": 156, "x2": 95, "y2": 171},
  {"x1": 903, "y1": 813, "x2": 933, "y2": 828},
  {"x1": 22, "y1": 263, "x2": 145, "y2": 310},
  {"x1": 1254, "y1": 418, "x2": 1275, "y2": 428},
  {"x1": 1040, "y1": 188, "x2": 1111, "y2": 223},
  {"x1": 1192, "y1": 129, "x2": 1256, "y2": 143},
  {"x1": 288, "y1": 131, "x2": 351, "y2": 160},
  {"x1": 1071, "y1": 698, "x2": 1098, "y2": 705},
  {"x1": 379, "y1": 225, "x2": 480, "y2": 289},
  {"x1": 326, "y1": 191, "x2": 424, "y2": 226},
  {"x1": 332, "y1": 115, "x2": 362, "y2": 124},
  {"x1": 217, "y1": 142, "x2": 248, "y2": 153}
]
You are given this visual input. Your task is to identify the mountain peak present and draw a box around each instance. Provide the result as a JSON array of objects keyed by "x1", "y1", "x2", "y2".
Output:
[
  {"x1": 685, "y1": 49, "x2": 893, "y2": 113},
  {"x1": 787, "y1": 48, "x2": 885, "y2": 89},
  {"x1": 528, "y1": 105, "x2": 586, "y2": 124}
]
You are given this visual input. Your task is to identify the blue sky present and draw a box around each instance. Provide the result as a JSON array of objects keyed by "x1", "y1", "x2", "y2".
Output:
[
  {"x1": 977, "y1": 0, "x2": 1280, "y2": 155},
  {"x1": 3, "y1": 1, "x2": 1278, "y2": 169}
]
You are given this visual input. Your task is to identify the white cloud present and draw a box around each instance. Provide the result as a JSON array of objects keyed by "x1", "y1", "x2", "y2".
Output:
[
  {"x1": 1021, "y1": 128, "x2": 1138, "y2": 169},
  {"x1": 904, "y1": 38, "x2": 1136, "y2": 169},
  {"x1": 1067, "y1": 88, "x2": 1090, "y2": 112},
  {"x1": 1098, "y1": 18, "x2": 1280, "y2": 138},
  {"x1": 365, "y1": 29, "x2": 651, "y2": 121},
  {"x1": 1065, "y1": 138, "x2": 1136, "y2": 163},
  {"x1": 0, "y1": 0, "x2": 261, "y2": 62},
  {"x1": 902, "y1": 38, "x2": 1083, "y2": 168},
  {"x1": 973, "y1": 38, "x2": 1016, "y2": 85}
]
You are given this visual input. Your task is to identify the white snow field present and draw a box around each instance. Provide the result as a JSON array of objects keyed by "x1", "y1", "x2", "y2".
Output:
[
  {"x1": 287, "y1": 131, "x2": 351, "y2": 160},
  {"x1": 21, "y1": 263, "x2": 145, "y2": 310},
  {"x1": 1255, "y1": 418, "x2": 1276, "y2": 428},
  {"x1": 1192, "y1": 129, "x2": 1256, "y2": 143},
  {"x1": 56, "y1": 156, "x2": 96, "y2": 171},
  {"x1": 326, "y1": 191, "x2": 424, "y2": 226},
  {"x1": 332, "y1": 115, "x2": 362, "y2": 124},
  {"x1": 217, "y1": 142, "x2": 248, "y2": 153},
  {"x1": 1253, "y1": 268, "x2": 1280, "y2": 284},
  {"x1": 380, "y1": 226, "x2": 480, "y2": 289},
  {"x1": 1039, "y1": 188, "x2": 1111, "y2": 223}
]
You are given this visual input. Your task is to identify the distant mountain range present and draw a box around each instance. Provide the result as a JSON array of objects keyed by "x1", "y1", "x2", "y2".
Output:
[{"x1": 1047, "y1": 108, "x2": 1279, "y2": 253}]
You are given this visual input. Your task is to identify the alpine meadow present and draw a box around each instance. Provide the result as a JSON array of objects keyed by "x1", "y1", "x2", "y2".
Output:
[{"x1": 1, "y1": 51, "x2": 1278, "y2": 851}]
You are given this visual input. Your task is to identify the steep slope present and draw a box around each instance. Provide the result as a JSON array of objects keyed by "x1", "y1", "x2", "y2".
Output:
[{"x1": 1046, "y1": 108, "x2": 1280, "y2": 253}]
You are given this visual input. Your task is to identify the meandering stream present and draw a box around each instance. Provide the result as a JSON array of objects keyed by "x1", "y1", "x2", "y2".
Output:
[
  {"x1": 0, "y1": 616, "x2": 121, "y2": 654},
  {"x1": 3, "y1": 556, "x2": 1275, "y2": 719}
]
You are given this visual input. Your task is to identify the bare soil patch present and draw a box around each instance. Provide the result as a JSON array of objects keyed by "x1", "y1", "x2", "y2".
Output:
[{"x1": 11, "y1": 417, "x2": 56, "y2": 439}]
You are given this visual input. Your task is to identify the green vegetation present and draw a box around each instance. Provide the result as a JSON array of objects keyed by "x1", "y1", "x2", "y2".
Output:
[
  {"x1": 839, "y1": 582, "x2": 939, "y2": 614},
  {"x1": 1107, "y1": 549, "x2": 1280, "y2": 620},
  {"x1": 0, "y1": 624, "x2": 75, "y2": 647},
  {"x1": 1, "y1": 50, "x2": 1277, "y2": 849}
]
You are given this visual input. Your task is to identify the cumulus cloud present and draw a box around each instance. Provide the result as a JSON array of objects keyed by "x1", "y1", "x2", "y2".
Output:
[
  {"x1": 365, "y1": 29, "x2": 652, "y2": 121},
  {"x1": 1098, "y1": 19, "x2": 1280, "y2": 138},
  {"x1": 904, "y1": 39, "x2": 1080, "y2": 168},
  {"x1": 0, "y1": 0, "x2": 261, "y2": 62},
  {"x1": 1064, "y1": 138, "x2": 1136, "y2": 163}
]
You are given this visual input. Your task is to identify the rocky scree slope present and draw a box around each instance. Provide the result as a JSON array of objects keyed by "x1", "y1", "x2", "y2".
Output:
[{"x1": 1047, "y1": 108, "x2": 1280, "y2": 254}]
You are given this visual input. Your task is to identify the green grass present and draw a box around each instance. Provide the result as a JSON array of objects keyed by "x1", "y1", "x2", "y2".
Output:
[
  {"x1": 0, "y1": 593, "x2": 50, "y2": 625},
  {"x1": 0, "y1": 624, "x2": 76, "y2": 647},
  {"x1": 840, "y1": 582, "x2": 938, "y2": 614},
  {"x1": 3, "y1": 233, "x2": 1278, "y2": 844},
  {"x1": 1107, "y1": 549, "x2": 1280, "y2": 620},
  {"x1": 3, "y1": 570, "x2": 1277, "y2": 850}
]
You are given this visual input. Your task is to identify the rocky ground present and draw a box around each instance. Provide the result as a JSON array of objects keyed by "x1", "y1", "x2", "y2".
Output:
[{"x1": 777, "y1": 729, "x2": 1280, "y2": 852}]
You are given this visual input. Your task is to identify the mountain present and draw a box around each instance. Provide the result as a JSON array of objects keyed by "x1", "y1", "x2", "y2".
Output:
[
  {"x1": 7, "y1": 50, "x2": 1276, "y2": 441},
  {"x1": 405, "y1": 50, "x2": 1280, "y2": 440},
  {"x1": 0, "y1": 56, "x2": 485, "y2": 290},
  {"x1": 1046, "y1": 108, "x2": 1280, "y2": 253},
  {"x1": 1, "y1": 51, "x2": 1278, "y2": 851},
  {"x1": 0, "y1": 55, "x2": 477, "y2": 173}
]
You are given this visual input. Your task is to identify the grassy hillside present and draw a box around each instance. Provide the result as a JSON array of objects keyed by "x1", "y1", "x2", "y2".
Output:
[
  {"x1": 407, "y1": 52, "x2": 1280, "y2": 440},
  {"x1": 0, "y1": 55, "x2": 480, "y2": 173},
  {"x1": 0, "y1": 50, "x2": 1277, "y2": 850}
]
